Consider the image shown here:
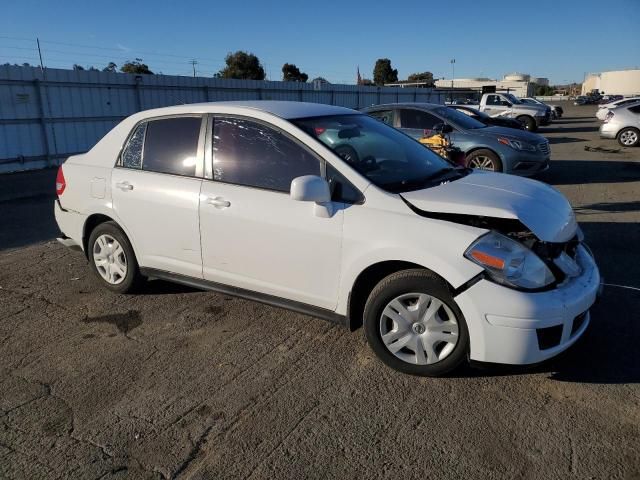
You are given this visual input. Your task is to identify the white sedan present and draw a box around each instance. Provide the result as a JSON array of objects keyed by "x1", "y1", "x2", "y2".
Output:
[
  {"x1": 596, "y1": 97, "x2": 640, "y2": 120},
  {"x1": 55, "y1": 101, "x2": 600, "y2": 376}
]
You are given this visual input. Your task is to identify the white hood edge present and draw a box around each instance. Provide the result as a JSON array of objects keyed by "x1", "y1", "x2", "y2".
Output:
[{"x1": 401, "y1": 172, "x2": 577, "y2": 243}]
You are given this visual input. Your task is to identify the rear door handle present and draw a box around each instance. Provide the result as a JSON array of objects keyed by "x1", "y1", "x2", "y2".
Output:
[
  {"x1": 207, "y1": 196, "x2": 231, "y2": 208},
  {"x1": 115, "y1": 181, "x2": 134, "y2": 191}
]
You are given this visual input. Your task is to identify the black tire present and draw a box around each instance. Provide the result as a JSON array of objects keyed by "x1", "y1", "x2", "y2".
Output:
[
  {"x1": 516, "y1": 115, "x2": 537, "y2": 131},
  {"x1": 363, "y1": 269, "x2": 469, "y2": 377},
  {"x1": 617, "y1": 127, "x2": 640, "y2": 147},
  {"x1": 466, "y1": 148, "x2": 503, "y2": 172},
  {"x1": 87, "y1": 221, "x2": 144, "y2": 293}
]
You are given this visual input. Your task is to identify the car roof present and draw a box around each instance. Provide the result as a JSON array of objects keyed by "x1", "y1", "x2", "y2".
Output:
[
  {"x1": 134, "y1": 101, "x2": 357, "y2": 120},
  {"x1": 362, "y1": 102, "x2": 443, "y2": 111}
]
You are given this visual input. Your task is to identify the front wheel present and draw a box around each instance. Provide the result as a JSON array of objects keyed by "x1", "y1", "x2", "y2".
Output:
[
  {"x1": 363, "y1": 269, "x2": 469, "y2": 376},
  {"x1": 517, "y1": 115, "x2": 537, "y2": 131},
  {"x1": 466, "y1": 149, "x2": 503, "y2": 172},
  {"x1": 618, "y1": 128, "x2": 640, "y2": 147},
  {"x1": 88, "y1": 221, "x2": 144, "y2": 293}
]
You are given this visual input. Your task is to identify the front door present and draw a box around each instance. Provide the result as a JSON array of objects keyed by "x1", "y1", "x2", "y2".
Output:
[
  {"x1": 199, "y1": 116, "x2": 344, "y2": 310},
  {"x1": 111, "y1": 115, "x2": 204, "y2": 278}
]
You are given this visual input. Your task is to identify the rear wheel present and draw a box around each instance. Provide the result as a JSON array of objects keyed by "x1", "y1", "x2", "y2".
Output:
[
  {"x1": 88, "y1": 221, "x2": 144, "y2": 293},
  {"x1": 466, "y1": 149, "x2": 503, "y2": 172},
  {"x1": 618, "y1": 128, "x2": 640, "y2": 147},
  {"x1": 363, "y1": 269, "x2": 469, "y2": 376},
  {"x1": 517, "y1": 115, "x2": 537, "y2": 131}
]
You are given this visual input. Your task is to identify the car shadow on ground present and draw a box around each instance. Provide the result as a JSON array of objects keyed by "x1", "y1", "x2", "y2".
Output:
[
  {"x1": 542, "y1": 126, "x2": 600, "y2": 134},
  {"x1": 537, "y1": 160, "x2": 640, "y2": 185},
  {"x1": 547, "y1": 137, "x2": 584, "y2": 144},
  {"x1": 0, "y1": 195, "x2": 61, "y2": 251}
]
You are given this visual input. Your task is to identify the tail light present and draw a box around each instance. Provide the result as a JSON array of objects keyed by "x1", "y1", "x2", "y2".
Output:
[
  {"x1": 604, "y1": 112, "x2": 614, "y2": 123},
  {"x1": 55, "y1": 165, "x2": 66, "y2": 196}
]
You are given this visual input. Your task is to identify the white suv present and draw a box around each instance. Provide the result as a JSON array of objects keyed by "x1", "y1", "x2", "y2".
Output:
[{"x1": 55, "y1": 101, "x2": 600, "y2": 376}]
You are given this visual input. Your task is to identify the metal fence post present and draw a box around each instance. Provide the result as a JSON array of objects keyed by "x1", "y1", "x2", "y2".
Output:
[{"x1": 33, "y1": 79, "x2": 51, "y2": 164}]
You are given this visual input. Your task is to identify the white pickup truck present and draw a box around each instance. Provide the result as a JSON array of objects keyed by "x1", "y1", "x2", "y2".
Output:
[{"x1": 464, "y1": 93, "x2": 551, "y2": 131}]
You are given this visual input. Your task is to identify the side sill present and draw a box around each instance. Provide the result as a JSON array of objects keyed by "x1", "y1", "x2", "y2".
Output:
[{"x1": 140, "y1": 268, "x2": 348, "y2": 328}]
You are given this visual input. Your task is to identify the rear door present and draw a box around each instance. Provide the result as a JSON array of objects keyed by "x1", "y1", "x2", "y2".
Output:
[{"x1": 111, "y1": 115, "x2": 205, "y2": 278}]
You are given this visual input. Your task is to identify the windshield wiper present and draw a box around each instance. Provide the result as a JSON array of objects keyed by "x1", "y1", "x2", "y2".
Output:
[{"x1": 382, "y1": 167, "x2": 467, "y2": 193}]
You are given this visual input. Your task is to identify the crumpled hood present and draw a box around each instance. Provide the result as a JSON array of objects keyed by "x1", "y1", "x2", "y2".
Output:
[{"x1": 401, "y1": 171, "x2": 577, "y2": 243}]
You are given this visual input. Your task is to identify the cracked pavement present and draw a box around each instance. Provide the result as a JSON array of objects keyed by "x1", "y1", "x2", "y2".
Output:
[{"x1": 0, "y1": 104, "x2": 639, "y2": 479}]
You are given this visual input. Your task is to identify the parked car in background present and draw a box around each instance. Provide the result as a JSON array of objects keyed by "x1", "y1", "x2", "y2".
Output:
[
  {"x1": 54, "y1": 100, "x2": 600, "y2": 376},
  {"x1": 463, "y1": 93, "x2": 550, "y2": 131},
  {"x1": 520, "y1": 97, "x2": 563, "y2": 119},
  {"x1": 596, "y1": 96, "x2": 640, "y2": 120},
  {"x1": 600, "y1": 101, "x2": 640, "y2": 146},
  {"x1": 449, "y1": 105, "x2": 525, "y2": 130},
  {"x1": 574, "y1": 96, "x2": 588, "y2": 105},
  {"x1": 362, "y1": 103, "x2": 550, "y2": 175}
]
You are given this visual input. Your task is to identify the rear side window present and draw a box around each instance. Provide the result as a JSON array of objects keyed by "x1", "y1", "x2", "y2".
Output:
[
  {"x1": 121, "y1": 123, "x2": 146, "y2": 169},
  {"x1": 368, "y1": 110, "x2": 394, "y2": 125},
  {"x1": 142, "y1": 117, "x2": 202, "y2": 177},
  {"x1": 400, "y1": 109, "x2": 439, "y2": 129},
  {"x1": 212, "y1": 117, "x2": 320, "y2": 192}
]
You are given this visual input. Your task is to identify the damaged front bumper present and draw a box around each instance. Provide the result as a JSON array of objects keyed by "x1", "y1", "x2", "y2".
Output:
[{"x1": 455, "y1": 245, "x2": 600, "y2": 365}]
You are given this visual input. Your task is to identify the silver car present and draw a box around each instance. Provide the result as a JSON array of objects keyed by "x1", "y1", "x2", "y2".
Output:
[
  {"x1": 362, "y1": 103, "x2": 550, "y2": 176},
  {"x1": 599, "y1": 101, "x2": 640, "y2": 147}
]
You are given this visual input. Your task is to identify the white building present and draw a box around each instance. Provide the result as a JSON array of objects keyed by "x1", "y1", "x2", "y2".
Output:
[
  {"x1": 434, "y1": 73, "x2": 545, "y2": 97},
  {"x1": 582, "y1": 69, "x2": 640, "y2": 96}
]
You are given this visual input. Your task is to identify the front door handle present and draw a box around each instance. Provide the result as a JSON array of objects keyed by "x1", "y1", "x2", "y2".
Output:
[
  {"x1": 207, "y1": 196, "x2": 231, "y2": 208},
  {"x1": 115, "y1": 181, "x2": 134, "y2": 191}
]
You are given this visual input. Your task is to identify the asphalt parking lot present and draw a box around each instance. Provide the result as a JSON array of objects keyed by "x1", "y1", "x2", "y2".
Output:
[{"x1": 1, "y1": 103, "x2": 639, "y2": 479}]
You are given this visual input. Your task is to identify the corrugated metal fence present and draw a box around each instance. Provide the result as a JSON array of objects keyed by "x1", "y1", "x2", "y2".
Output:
[{"x1": 0, "y1": 65, "x2": 444, "y2": 173}]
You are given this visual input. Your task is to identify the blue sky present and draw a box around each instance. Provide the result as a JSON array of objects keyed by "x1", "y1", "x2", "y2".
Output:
[{"x1": 2, "y1": 0, "x2": 639, "y2": 84}]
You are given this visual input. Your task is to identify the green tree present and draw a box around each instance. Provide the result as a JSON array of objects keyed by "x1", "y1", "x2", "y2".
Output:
[
  {"x1": 120, "y1": 58, "x2": 153, "y2": 75},
  {"x1": 360, "y1": 78, "x2": 375, "y2": 86},
  {"x1": 217, "y1": 51, "x2": 265, "y2": 80},
  {"x1": 103, "y1": 62, "x2": 118, "y2": 73},
  {"x1": 535, "y1": 84, "x2": 554, "y2": 96},
  {"x1": 282, "y1": 63, "x2": 308, "y2": 82},
  {"x1": 73, "y1": 64, "x2": 85, "y2": 71},
  {"x1": 373, "y1": 58, "x2": 398, "y2": 85},
  {"x1": 407, "y1": 71, "x2": 434, "y2": 86}
]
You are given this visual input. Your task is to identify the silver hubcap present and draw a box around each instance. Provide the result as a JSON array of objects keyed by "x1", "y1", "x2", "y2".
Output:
[
  {"x1": 379, "y1": 293, "x2": 459, "y2": 365},
  {"x1": 620, "y1": 130, "x2": 638, "y2": 146},
  {"x1": 469, "y1": 155, "x2": 496, "y2": 170},
  {"x1": 93, "y1": 234, "x2": 127, "y2": 285}
]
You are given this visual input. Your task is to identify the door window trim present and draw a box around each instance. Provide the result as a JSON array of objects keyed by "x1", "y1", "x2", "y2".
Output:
[{"x1": 115, "y1": 114, "x2": 206, "y2": 179}]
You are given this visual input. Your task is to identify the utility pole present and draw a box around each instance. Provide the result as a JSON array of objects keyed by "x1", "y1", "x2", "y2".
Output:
[
  {"x1": 190, "y1": 59, "x2": 198, "y2": 77},
  {"x1": 37, "y1": 38, "x2": 45, "y2": 73},
  {"x1": 450, "y1": 58, "x2": 455, "y2": 89}
]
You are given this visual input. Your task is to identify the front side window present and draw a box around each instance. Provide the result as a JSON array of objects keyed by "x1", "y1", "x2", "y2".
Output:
[
  {"x1": 292, "y1": 114, "x2": 463, "y2": 194},
  {"x1": 432, "y1": 106, "x2": 486, "y2": 130},
  {"x1": 212, "y1": 117, "x2": 320, "y2": 192},
  {"x1": 142, "y1": 117, "x2": 202, "y2": 177},
  {"x1": 486, "y1": 95, "x2": 502, "y2": 106},
  {"x1": 400, "y1": 109, "x2": 439, "y2": 129}
]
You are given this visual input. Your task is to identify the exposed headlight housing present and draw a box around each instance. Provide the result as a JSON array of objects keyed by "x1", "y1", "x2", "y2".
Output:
[
  {"x1": 465, "y1": 231, "x2": 555, "y2": 290},
  {"x1": 497, "y1": 137, "x2": 537, "y2": 152}
]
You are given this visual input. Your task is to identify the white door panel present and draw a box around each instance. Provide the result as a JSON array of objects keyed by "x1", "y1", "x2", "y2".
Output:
[
  {"x1": 199, "y1": 182, "x2": 343, "y2": 310},
  {"x1": 111, "y1": 169, "x2": 203, "y2": 277}
]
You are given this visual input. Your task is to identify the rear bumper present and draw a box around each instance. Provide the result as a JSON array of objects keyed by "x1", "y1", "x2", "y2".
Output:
[
  {"x1": 54, "y1": 199, "x2": 86, "y2": 252},
  {"x1": 456, "y1": 245, "x2": 600, "y2": 365},
  {"x1": 599, "y1": 123, "x2": 618, "y2": 139}
]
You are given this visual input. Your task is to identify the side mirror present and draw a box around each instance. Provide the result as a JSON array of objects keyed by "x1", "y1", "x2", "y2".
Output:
[{"x1": 290, "y1": 175, "x2": 335, "y2": 218}]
